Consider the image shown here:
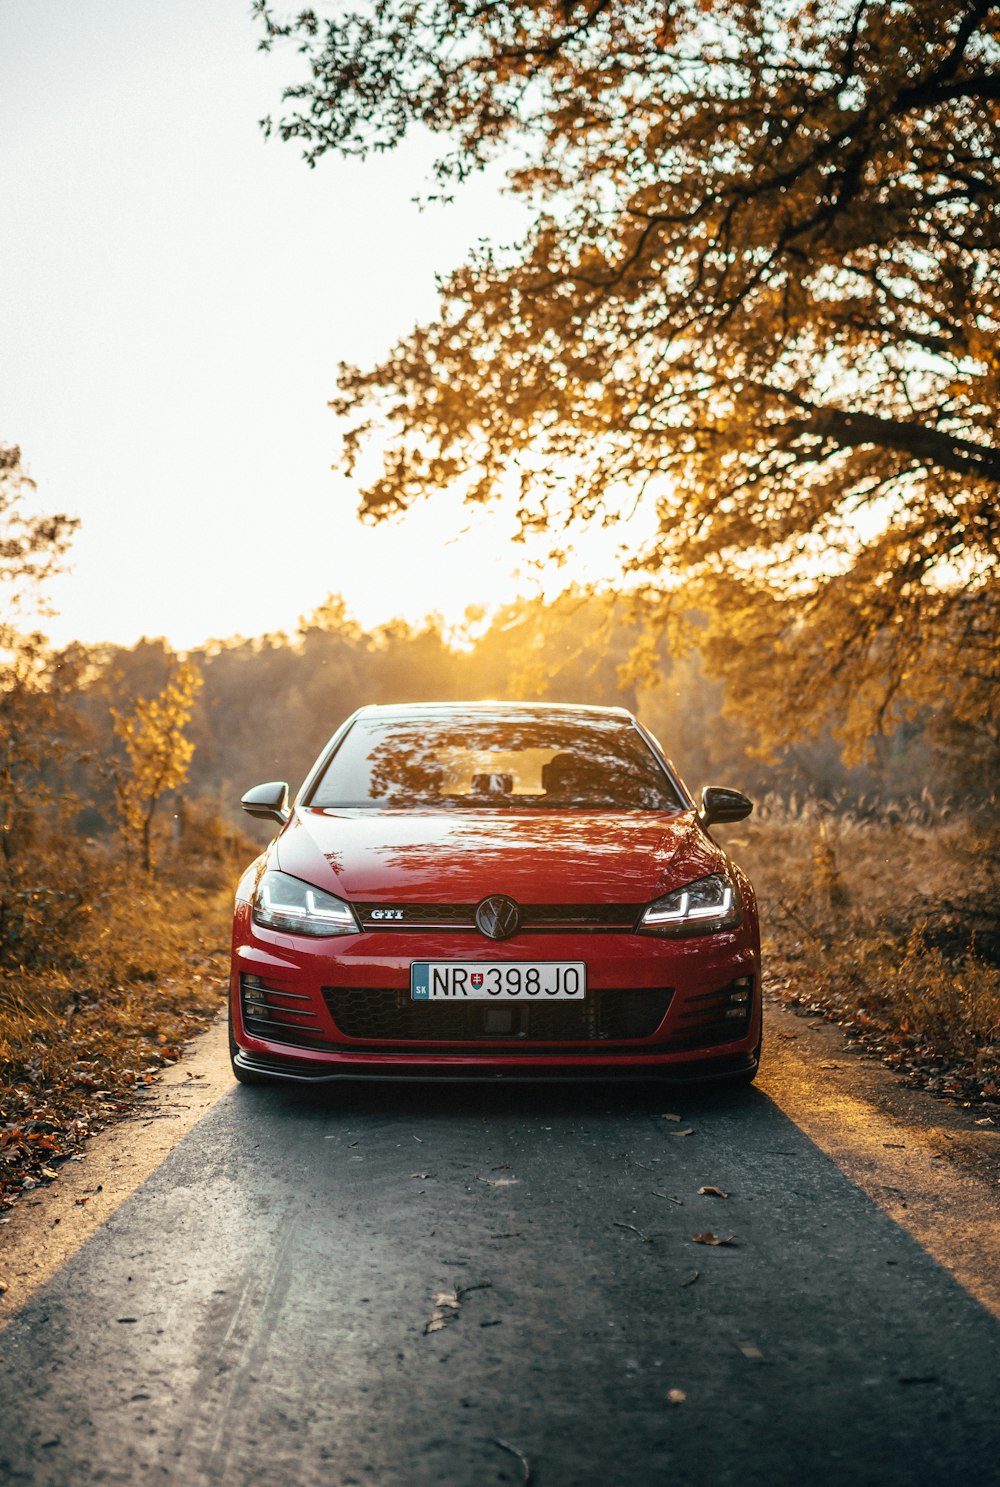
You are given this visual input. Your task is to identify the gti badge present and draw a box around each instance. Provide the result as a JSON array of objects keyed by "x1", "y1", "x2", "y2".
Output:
[
  {"x1": 370, "y1": 908, "x2": 404, "y2": 920},
  {"x1": 475, "y1": 894, "x2": 521, "y2": 941}
]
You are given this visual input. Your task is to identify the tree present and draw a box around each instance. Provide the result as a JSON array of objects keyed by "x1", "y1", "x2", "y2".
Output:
[
  {"x1": 112, "y1": 661, "x2": 203, "y2": 874},
  {"x1": 0, "y1": 446, "x2": 82, "y2": 964},
  {"x1": 256, "y1": 0, "x2": 1000, "y2": 755},
  {"x1": 0, "y1": 446, "x2": 79, "y2": 863}
]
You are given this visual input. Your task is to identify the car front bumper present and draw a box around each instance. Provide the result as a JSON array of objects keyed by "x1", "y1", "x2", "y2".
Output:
[{"x1": 229, "y1": 904, "x2": 762, "y2": 1083}]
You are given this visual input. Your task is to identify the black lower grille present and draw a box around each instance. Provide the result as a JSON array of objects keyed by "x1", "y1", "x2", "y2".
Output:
[{"x1": 322, "y1": 987, "x2": 672, "y2": 1044}]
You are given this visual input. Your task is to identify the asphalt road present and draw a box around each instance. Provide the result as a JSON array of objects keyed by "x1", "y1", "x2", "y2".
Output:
[{"x1": 3, "y1": 1021, "x2": 1000, "y2": 1487}]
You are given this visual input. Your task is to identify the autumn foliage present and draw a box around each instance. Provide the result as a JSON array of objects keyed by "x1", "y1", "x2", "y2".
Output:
[
  {"x1": 112, "y1": 661, "x2": 202, "y2": 873},
  {"x1": 258, "y1": 0, "x2": 1000, "y2": 759}
]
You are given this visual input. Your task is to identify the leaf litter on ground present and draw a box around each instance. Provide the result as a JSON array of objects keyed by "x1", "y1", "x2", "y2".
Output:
[{"x1": 423, "y1": 1280, "x2": 492, "y2": 1335}]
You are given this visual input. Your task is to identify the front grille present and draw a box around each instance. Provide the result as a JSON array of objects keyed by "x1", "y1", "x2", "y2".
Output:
[
  {"x1": 240, "y1": 974, "x2": 340, "y2": 1051},
  {"x1": 322, "y1": 987, "x2": 672, "y2": 1045},
  {"x1": 356, "y1": 902, "x2": 642, "y2": 933},
  {"x1": 659, "y1": 977, "x2": 754, "y2": 1051},
  {"x1": 525, "y1": 904, "x2": 642, "y2": 931}
]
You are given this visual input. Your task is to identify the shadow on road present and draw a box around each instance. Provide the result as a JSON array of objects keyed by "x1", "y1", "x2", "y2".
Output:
[{"x1": 3, "y1": 1070, "x2": 1000, "y2": 1487}]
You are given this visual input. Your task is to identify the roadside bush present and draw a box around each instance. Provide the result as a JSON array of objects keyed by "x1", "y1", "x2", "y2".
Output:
[{"x1": 731, "y1": 798, "x2": 1000, "y2": 1102}]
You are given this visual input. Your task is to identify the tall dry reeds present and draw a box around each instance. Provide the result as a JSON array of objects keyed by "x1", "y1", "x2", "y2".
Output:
[{"x1": 728, "y1": 796, "x2": 1000, "y2": 1098}]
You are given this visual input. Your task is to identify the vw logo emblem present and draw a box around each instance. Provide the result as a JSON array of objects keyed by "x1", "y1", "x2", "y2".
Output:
[{"x1": 475, "y1": 894, "x2": 521, "y2": 941}]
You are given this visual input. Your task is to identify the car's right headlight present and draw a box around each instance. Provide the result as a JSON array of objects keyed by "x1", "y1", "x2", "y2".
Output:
[
  {"x1": 252, "y1": 870, "x2": 359, "y2": 937},
  {"x1": 638, "y1": 872, "x2": 742, "y2": 936}
]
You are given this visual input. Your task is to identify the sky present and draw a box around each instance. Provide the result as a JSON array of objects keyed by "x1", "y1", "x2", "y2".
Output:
[{"x1": 1, "y1": 0, "x2": 640, "y2": 652}]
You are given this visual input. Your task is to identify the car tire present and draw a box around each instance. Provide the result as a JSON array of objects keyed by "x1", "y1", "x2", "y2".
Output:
[
  {"x1": 228, "y1": 1008, "x2": 270, "y2": 1086},
  {"x1": 729, "y1": 1028, "x2": 763, "y2": 1086}
]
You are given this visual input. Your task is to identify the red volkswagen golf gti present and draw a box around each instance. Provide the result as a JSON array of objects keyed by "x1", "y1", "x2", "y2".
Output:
[{"x1": 229, "y1": 702, "x2": 761, "y2": 1086}]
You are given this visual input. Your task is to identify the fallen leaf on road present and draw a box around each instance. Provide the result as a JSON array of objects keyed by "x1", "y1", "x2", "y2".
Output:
[
  {"x1": 739, "y1": 1342, "x2": 763, "y2": 1359},
  {"x1": 697, "y1": 1186, "x2": 729, "y2": 1198},
  {"x1": 479, "y1": 1176, "x2": 519, "y2": 1187},
  {"x1": 883, "y1": 1143, "x2": 906, "y2": 1149},
  {"x1": 410, "y1": 1172, "x2": 434, "y2": 1179},
  {"x1": 424, "y1": 1291, "x2": 460, "y2": 1334},
  {"x1": 667, "y1": 1388, "x2": 687, "y2": 1404},
  {"x1": 423, "y1": 1281, "x2": 492, "y2": 1335},
  {"x1": 679, "y1": 1271, "x2": 700, "y2": 1288},
  {"x1": 661, "y1": 1113, "x2": 682, "y2": 1122},
  {"x1": 690, "y1": 1232, "x2": 737, "y2": 1246},
  {"x1": 671, "y1": 1128, "x2": 695, "y2": 1138}
]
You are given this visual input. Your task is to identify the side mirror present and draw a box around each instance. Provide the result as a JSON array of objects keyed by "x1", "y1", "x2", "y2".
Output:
[
  {"x1": 241, "y1": 781, "x2": 290, "y2": 825},
  {"x1": 698, "y1": 785, "x2": 753, "y2": 828}
]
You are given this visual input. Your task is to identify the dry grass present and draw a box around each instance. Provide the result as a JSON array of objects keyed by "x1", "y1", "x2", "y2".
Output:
[
  {"x1": 729, "y1": 798, "x2": 1000, "y2": 1103},
  {"x1": 0, "y1": 826, "x2": 247, "y2": 1210}
]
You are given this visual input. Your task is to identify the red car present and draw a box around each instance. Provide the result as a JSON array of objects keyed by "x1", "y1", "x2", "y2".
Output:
[{"x1": 229, "y1": 702, "x2": 761, "y2": 1086}]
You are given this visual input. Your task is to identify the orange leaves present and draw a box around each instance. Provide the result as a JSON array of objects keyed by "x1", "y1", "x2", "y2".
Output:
[{"x1": 111, "y1": 658, "x2": 202, "y2": 873}]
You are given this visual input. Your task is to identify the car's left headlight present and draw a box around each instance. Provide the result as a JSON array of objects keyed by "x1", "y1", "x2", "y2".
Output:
[
  {"x1": 252, "y1": 870, "x2": 360, "y2": 937},
  {"x1": 639, "y1": 872, "x2": 742, "y2": 936}
]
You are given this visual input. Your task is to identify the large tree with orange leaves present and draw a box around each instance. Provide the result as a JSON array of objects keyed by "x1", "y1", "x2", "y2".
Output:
[{"x1": 257, "y1": 0, "x2": 1000, "y2": 754}]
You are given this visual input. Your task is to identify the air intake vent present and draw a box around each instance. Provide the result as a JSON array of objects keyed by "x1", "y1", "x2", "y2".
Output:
[
  {"x1": 660, "y1": 977, "x2": 754, "y2": 1051},
  {"x1": 240, "y1": 974, "x2": 338, "y2": 1051},
  {"x1": 322, "y1": 986, "x2": 672, "y2": 1045}
]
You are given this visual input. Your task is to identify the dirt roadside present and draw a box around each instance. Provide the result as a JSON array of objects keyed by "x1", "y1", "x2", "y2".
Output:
[
  {"x1": 758, "y1": 995, "x2": 1000, "y2": 1318},
  {"x1": 0, "y1": 1013, "x2": 234, "y2": 1321}
]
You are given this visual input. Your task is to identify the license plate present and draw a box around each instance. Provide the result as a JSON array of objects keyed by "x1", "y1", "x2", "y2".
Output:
[{"x1": 411, "y1": 961, "x2": 586, "y2": 1000}]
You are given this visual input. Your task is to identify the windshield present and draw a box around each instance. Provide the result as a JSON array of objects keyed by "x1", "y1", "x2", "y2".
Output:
[{"x1": 307, "y1": 713, "x2": 685, "y2": 811}]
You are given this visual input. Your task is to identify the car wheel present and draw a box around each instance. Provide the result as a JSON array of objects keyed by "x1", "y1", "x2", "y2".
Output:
[
  {"x1": 228, "y1": 1007, "x2": 270, "y2": 1086},
  {"x1": 729, "y1": 1028, "x2": 763, "y2": 1086}
]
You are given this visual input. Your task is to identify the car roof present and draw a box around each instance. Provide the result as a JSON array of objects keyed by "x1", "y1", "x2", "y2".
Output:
[{"x1": 352, "y1": 701, "x2": 636, "y2": 723}]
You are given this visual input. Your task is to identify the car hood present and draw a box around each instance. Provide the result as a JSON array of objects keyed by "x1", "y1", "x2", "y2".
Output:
[{"x1": 274, "y1": 807, "x2": 723, "y2": 905}]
